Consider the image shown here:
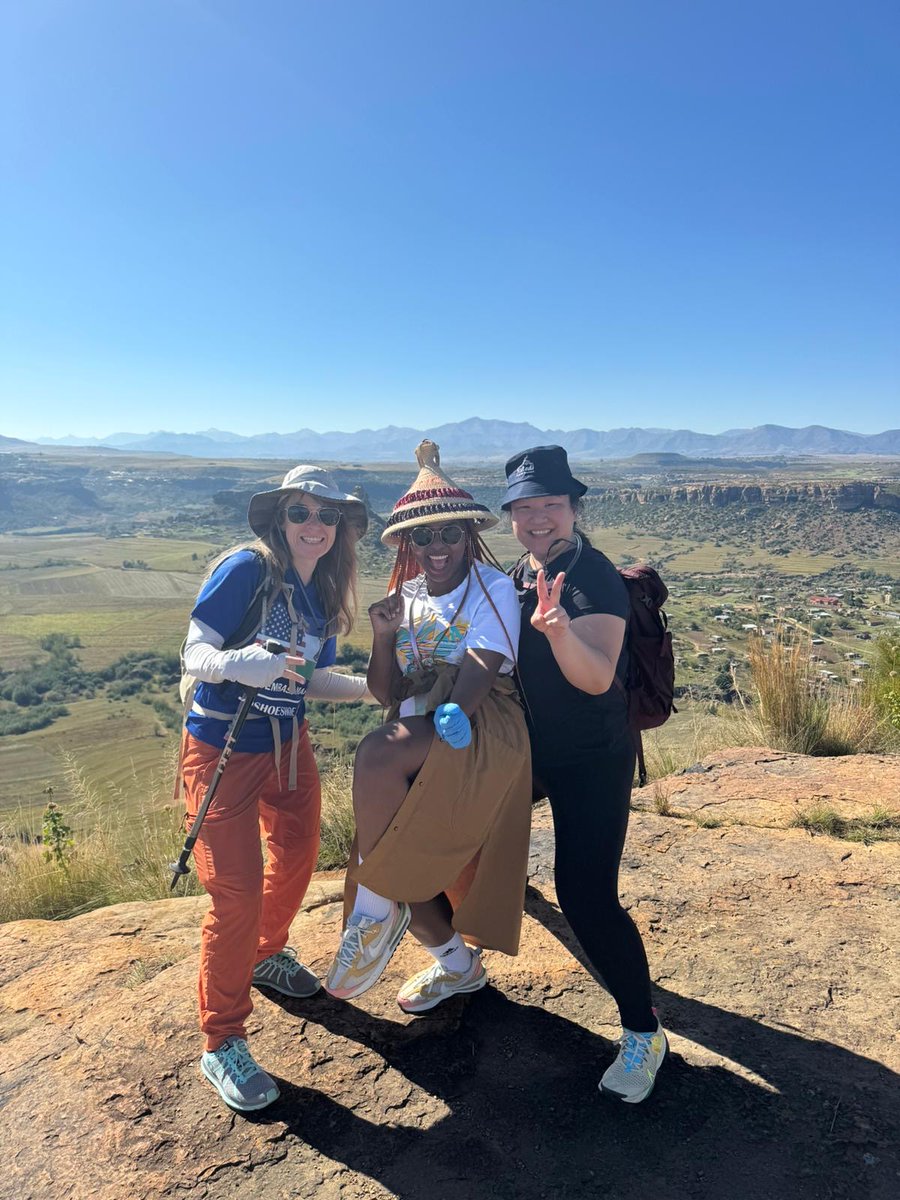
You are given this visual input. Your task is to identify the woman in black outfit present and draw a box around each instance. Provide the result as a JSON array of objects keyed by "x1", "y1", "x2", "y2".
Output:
[{"x1": 502, "y1": 445, "x2": 667, "y2": 1103}]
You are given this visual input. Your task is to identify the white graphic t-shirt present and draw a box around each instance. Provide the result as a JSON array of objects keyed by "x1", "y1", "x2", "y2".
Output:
[{"x1": 394, "y1": 562, "x2": 520, "y2": 716}]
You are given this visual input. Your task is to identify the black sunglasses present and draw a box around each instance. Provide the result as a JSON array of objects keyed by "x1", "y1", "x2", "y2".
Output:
[
  {"x1": 284, "y1": 504, "x2": 343, "y2": 528},
  {"x1": 410, "y1": 525, "x2": 464, "y2": 547}
]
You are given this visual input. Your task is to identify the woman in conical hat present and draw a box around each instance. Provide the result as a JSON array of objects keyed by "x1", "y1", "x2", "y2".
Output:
[{"x1": 324, "y1": 441, "x2": 533, "y2": 1012}]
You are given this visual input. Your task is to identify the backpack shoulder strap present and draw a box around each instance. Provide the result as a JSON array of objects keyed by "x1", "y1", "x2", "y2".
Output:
[{"x1": 221, "y1": 549, "x2": 275, "y2": 651}]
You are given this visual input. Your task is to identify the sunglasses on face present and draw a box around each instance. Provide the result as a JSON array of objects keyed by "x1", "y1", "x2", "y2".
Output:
[
  {"x1": 284, "y1": 504, "x2": 343, "y2": 527},
  {"x1": 410, "y1": 525, "x2": 464, "y2": 547}
]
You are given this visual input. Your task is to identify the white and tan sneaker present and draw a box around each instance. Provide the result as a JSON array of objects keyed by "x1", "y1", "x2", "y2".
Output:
[
  {"x1": 324, "y1": 901, "x2": 411, "y2": 1000},
  {"x1": 397, "y1": 947, "x2": 486, "y2": 1014},
  {"x1": 599, "y1": 1021, "x2": 668, "y2": 1103}
]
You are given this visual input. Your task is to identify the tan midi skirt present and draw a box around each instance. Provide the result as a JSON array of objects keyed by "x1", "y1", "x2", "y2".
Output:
[{"x1": 352, "y1": 664, "x2": 532, "y2": 955}]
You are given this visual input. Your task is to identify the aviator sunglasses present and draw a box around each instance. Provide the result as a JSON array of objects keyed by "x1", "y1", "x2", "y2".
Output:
[
  {"x1": 284, "y1": 504, "x2": 343, "y2": 527},
  {"x1": 409, "y1": 524, "x2": 464, "y2": 547}
]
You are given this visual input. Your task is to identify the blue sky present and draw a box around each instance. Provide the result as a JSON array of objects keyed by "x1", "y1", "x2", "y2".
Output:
[{"x1": 2, "y1": 0, "x2": 898, "y2": 438}]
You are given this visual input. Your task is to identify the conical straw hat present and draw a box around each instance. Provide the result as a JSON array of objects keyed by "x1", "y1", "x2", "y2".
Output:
[{"x1": 381, "y1": 441, "x2": 498, "y2": 545}]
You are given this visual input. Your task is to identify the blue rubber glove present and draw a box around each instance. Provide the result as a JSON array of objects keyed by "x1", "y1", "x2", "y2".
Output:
[{"x1": 433, "y1": 702, "x2": 472, "y2": 749}]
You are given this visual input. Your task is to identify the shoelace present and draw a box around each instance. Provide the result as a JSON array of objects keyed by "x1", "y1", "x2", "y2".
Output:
[
  {"x1": 260, "y1": 948, "x2": 298, "y2": 984},
  {"x1": 414, "y1": 962, "x2": 446, "y2": 992},
  {"x1": 335, "y1": 919, "x2": 369, "y2": 970},
  {"x1": 217, "y1": 1038, "x2": 260, "y2": 1084},
  {"x1": 621, "y1": 1031, "x2": 654, "y2": 1073},
  {"x1": 415, "y1": 952, "x2": 475, "y2": 993}
]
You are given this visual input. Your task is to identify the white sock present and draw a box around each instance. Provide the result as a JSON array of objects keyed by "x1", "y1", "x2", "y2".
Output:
[
  {"x1": 425, "y1": 932, "x2": 473, "y2": 974},
  {"x1": 352, "y1": 853, "x2": 392, "y2": 922}
]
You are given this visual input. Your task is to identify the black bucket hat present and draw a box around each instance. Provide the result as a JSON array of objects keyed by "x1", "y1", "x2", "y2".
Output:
[{"x1": 500, "y1": 445, "x2": 588, "y2": 511}]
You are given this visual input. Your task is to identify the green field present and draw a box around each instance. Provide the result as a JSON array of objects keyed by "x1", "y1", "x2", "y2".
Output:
[{"x1": 2, "y1": 474, "x2": 899, "y2": 831}]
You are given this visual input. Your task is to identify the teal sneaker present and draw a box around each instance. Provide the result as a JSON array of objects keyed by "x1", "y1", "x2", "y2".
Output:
[
  {"x1": 253, "y1": 947, "x2": 320, "y2": 998},
  {"x1": 599, "y1": 1021, "x2": 668, "y2": 1103},
  {"x1": 200, "y1": 1037, "x2": 279, "y2": 1112}
]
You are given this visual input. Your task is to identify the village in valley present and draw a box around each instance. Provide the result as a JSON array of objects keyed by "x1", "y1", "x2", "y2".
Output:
[{"x1": 1, "y1": 446, "x2": 899, "y2": 823}]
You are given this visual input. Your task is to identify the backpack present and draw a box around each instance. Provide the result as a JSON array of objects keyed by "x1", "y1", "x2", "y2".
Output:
[{"x1": 614, "y1": 564, "x2": 676, "y2": 786}]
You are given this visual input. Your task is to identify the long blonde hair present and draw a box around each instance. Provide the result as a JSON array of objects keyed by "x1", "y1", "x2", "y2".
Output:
[{"x1": 205, "y1": 503, "x2": 358, "y2": 637}]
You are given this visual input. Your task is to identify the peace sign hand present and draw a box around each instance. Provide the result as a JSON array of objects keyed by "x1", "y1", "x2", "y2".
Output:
[{"x1": 530, "y1": 569, "x2": 570, "y2": 641}]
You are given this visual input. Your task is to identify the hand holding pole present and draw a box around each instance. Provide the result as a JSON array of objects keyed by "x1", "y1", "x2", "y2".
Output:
[{"x1": 169, "y1": 640, "x2": 286, "y2": 890}]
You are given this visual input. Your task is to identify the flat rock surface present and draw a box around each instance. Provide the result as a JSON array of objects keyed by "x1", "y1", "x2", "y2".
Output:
[
  {"x1": 651, "y1": 746, "x2": 900, "y2": 826},
  {"x1": 2, "y1": 758, "x2": 899, "y2": 1200}
]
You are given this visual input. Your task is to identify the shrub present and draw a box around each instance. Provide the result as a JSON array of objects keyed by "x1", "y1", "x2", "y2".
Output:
[
  {"x1": 151, "y1": 699, "x2": 181, "y2": 731},
  {"x1": 40, "y1": 632, "x2": 82, "y2": 652},
  {"x1": 335, "y1": 644, "x2": 370, "y2": 672},
  {"x1": 0, "y1": 705, "x2": 69, "y2": 735},
  {"x1": 868, "y1": 635, "x2": 900, "y2": 737},
  {"x1": 41, "y1": 800, "x2": 73, "y2": 869}
]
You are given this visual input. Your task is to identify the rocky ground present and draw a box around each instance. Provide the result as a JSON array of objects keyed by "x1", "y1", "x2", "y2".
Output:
[{"x1": 2, "y1": 751, "x2": 898, "y2": 1200}]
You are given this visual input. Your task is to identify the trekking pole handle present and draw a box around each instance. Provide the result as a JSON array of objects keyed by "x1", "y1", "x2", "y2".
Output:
[{"x1": 168, "y1": 640, "x2": 288, "y2": 889}]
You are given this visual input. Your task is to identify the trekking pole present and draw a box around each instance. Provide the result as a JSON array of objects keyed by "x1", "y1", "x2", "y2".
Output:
[{"x1": 169, "y1": 640, "x2": 285, "y2": 890}]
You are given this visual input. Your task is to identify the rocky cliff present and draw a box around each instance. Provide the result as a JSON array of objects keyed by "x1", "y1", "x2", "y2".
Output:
[
  {"x1": 2, "y1": 751, "x2": 898, "y2": 1200},
  {"x1": 589, "y1": 482, "x2": 900, "y2": 511}
]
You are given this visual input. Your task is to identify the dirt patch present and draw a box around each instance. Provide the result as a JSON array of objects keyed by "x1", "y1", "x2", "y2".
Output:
[{"x1": 1, "y1": 775, "x2": 898, "y2": 1200}]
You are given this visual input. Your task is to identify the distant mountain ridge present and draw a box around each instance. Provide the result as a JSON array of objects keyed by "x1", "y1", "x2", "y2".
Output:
[{"x1": 25, "y1": 419, "x2": 900, "y2": 460}]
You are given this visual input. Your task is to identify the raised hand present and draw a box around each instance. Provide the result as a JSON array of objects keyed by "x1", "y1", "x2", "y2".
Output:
[
  {"x1": 530, "y1": 569, "x2": 570, "y2": 641},
  {"x1": 369, "y1": 593, "x2": 404, "y2": 637}
]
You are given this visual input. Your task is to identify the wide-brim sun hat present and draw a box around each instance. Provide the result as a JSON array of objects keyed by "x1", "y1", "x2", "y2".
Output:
[
  {"x1": 500, "y1": 445, "x2": 588, "y2": 510},
  {"x1": 381, "y1": 440, "x2": 498, "y2": 545},
  {"x1": 248, "y1": 465, "x2": 368, "y2": 540}
]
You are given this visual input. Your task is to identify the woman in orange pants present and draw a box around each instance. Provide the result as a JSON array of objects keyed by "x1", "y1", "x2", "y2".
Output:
[{"x1": 179, "y1": 465, "x2": 368, "y2": 1112}]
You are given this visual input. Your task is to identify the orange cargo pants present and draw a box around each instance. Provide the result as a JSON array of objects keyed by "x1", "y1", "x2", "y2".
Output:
[{"x1": 180, "y1": 727, "x2": 321, "y2": 1051}]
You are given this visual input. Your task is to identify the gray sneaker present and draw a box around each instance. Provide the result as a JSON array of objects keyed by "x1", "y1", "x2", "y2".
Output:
[
  {"x1": 599, "y1": 1021, "x2": 668, "y2": 1104},
  {"x1": 253, "y1": 947, "x2": 320, "y2": 998},
  {"x1": 200, "y1": 1037, "x2": 279, "y2": 1112}
]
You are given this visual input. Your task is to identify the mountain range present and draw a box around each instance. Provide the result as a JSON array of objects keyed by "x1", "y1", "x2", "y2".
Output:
[{"x1": 14, "y1": 420, "x2": 900, "y2": 461}]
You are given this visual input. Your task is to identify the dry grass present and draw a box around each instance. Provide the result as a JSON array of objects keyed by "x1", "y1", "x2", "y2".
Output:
[
  {"x1": 640, "y1": 701, "x2": 732, "y2": 783},
  {"x1": 0, "y1": 753, "x2": 359, "y2": 924},
  {"x1": 650, "y1": 781, "x2": 674, "y2": 816},
  {"x1": 638, "y1": 636, "x2": 892, "y2": 795},
  {"x1": 739, "y1": 632, "x2": 888, "y2": 756},
  {"x1": 317, "y1": 759, "x2": 357, "y2": 870},
  {"x1": 743, "y1": 634, "x2": 827, "y2": 754},
  {"x1": 0, "y1": 754, "x2": 206, "y2": 923}
]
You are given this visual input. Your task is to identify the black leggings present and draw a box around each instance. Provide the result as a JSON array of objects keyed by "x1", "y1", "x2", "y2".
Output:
[{"x1": 538, "y1": 742, "x2": 656, "y2": 1032}]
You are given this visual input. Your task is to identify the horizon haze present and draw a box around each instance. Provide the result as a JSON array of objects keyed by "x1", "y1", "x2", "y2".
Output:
[{"x1": 8, "y1": 417, "x2": 900, "y2": 462}]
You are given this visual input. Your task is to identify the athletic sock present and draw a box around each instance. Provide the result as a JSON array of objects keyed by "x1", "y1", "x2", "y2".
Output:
[
  {"x1": 352, "y1": 854, "x2": 393, "y2": 922},
  {"x1": 424, "y1": 932, "x2": 473, "y2": 974}
]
